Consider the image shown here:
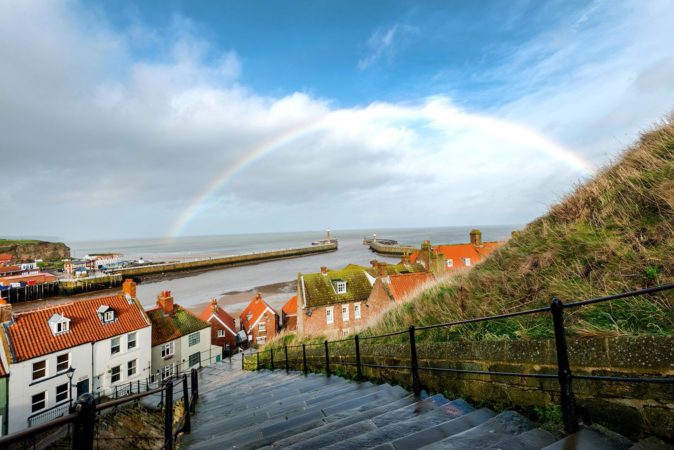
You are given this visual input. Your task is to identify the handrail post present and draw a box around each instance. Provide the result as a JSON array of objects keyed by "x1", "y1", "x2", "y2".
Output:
[
  {"x1": 324, "y1": 340, "x2": 331, "y2": 377},
  {"x1": 241, "y1": 351, "x2": 245, "y2": 370},
  {"x1": 191, "y1": 368, "x2": 199, "y2": 405},
  {"x1": 551, "y1": 297, "x2": 579, "y2": 434},
  {"x1": 270, "y1": 348, "x2": 275, "y2": 371},
  {"x1": 302, "y1": 344, "x2": 308, "y2": 375},
  {"x1": 164, "y1": 380, "x2": 173, "y2": 450},
  {"x1": 285, "y1": 345, "x2": 289, "y2": 373},
  {"x1": 72, "y1": 393, "x2": 95, "y2": 450},
  {"x1": 182, "y1": 375, "x2": 191, "y2": 433},
  {"x1": 355, "y1": 335, "x2": 362, "y2": 381},
  {"x1": 409, "y1": 325, "x2": 421, "y2": 396}
]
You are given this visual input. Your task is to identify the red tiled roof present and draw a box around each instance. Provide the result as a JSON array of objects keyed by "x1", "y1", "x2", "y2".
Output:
[
  {"x1": 0, "y1": 265, "x2": 21, "y2": 275},
  {"x1": 282, "y1": 296, "x2": 297, "y2": 316},
  {"x1": 410, "y1": 242, "x2": 502, "y2": 269},
  {"x1": 199, "y1": 301, "x2": 236, "y2": 335},
  {"x1": 388, "y1": 272, "x2": 435, "y2": 301},
  {"x1": 0, "y1": 273, "x2": 57, "y2": 285},
  {"x1": 6, "y1": 294, "x2": 150, "y2": 362},
  {"x1": 240, "y1": 294, "x2": 277, "y2": 334},
  {"x1": 0, "y1": 253, "x2": 13, "y2": 262},
  {"x1": 0, "y1": 358, "x2": 6, "y2": 377}
]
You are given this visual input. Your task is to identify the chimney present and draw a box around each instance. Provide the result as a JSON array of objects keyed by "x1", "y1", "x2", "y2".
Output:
[
  {"x1": 210, "y1": 298, "x2": 218, "y2": 312},
  {"x1": 0, "y1": 298, "x2": 11, "y2": 323},
  {"x1": 421, "y1": 240, "x2": 431, "y2": 250},
  {"x1": 402, "y1": 253, "x2": 410, "y2": 265},
  {"x1": 255, "y1": 292, "x2": 262, "y2": 301},
  {"x1": 122, "y1": 278, "x2": 136, "y2": 298},
  {"x1": 470, "y1": 229, "x2": 482, "y2": 246},
  {"x1": 378, "y1": 262, "x2": 388, "y2": 277},
  {"x1": 320, "y1": 266, "x2": 328, "y2": 275},
  {"x1": 370, "y1": 260, "x2": 378, "y2": 268},
  {"x1": 156, "y1": 290, "x2": 174, "y2": 315}
]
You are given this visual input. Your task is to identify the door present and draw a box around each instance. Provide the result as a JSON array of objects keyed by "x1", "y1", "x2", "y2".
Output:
[{"x1": 77, "y1": 378, "x2": 90, "y2": 397}]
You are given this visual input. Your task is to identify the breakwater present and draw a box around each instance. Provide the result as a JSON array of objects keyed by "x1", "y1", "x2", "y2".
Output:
[
  {"x1": 111, "y1": 242, "x2": 338, "y2": 279},
  {"x1": 369, "y1": 241, "x2": 417, "y2": 256},
  {"x1": 59, "y1": 275, "x2": 123, "y2": 295}
]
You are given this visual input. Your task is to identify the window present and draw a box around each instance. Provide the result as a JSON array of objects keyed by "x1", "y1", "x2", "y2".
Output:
[
  {"x1": 32, "y1": 392, "x2": 46, "y2": 413},
  {"x1": 335, "y1": 281, "x2": 346, "y2": 294},
  {"x1": 104, "y1": 311, "x2": 114, "y2": 322},
  {"x1": 161, "y1": 342, "x2": 175, "y2": 358},
  {"x1": 161, "y1": 364, "x2": 173, "y2": 381},
  {"x1": 342, "y1": 304, "x2": 349, "y2": 322},
  {"x1": 127, "y1": 332, "x2": 137, "y2": 350},
  {"x1": 56, "y1": 383, "x2": 69, "y2": 402},
  {"x1": 56, "y1": 354, "x2": 69, "y2": 372},
  {"x1": 188, "y1": 352, "x2": 200, "y2": 367},
  {"x1": 446, "y1": 259, "x2": 453, "y2": 268},
  {"x1": 354, "y1": 303, "x2": 361, "y2": 320},
  {"x1": 111, "y1": 365, "x2": 121, "y2": 383},
  {"x1": 48, "y1": 313, "x2": 70, "y2": 336},
  {"x1": 464, "y1": 258, "x2": 471, "y2": 267},
  {"x1": 256, "y1": 336, "x2": 266, "y2": 344},
  {"x1": 326, "y1": 307, "x2": 334, "y2": 325},
  {"x1": 258, "y1": 322, "x2": 266, "y2": 333},
  {"x1": 217, "y1": 330, "x2": 225, "y2": 337},
  {"x1": 111, "y1": 337, "x2": 121, "y2": 355},
  {"x1": 32, "y1": 360, "x2": 46, "y2": 381},
  {"x1": 188, "y1": 332, "x2": 200, "y2": 347},
  {"x1": 56, "y1": 319, "x2": 69, "y2": 334},
  {"x1": 127, "y1": 359, "x2": 137, "y2": 377}
]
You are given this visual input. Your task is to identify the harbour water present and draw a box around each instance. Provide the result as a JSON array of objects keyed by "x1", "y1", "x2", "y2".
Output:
[{"x1": 67, "y1": 226, "x2": 520, "y2": 312}]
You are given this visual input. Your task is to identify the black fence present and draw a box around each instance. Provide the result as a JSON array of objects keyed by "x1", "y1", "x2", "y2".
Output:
[
  {"x1": 0, "y1": 369, "x2": 200, "y2": 450},
  {"x1": 251, "y1": 283, "x2": 674, "y2": 434}
]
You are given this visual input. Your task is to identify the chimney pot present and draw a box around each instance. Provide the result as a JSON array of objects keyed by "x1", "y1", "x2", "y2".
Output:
[
  {"x1": 320, "y1": 266, "x2": 328, "y2": 275},
  {"x1": 378, "y1": 262, "x2": 388, "y2": 277},
  {"x1": 470, "y1": 229, "x2": 482, "y2": 246},
  {"x1": 122, "y1": 278, "x2": 137, "y2": 298},
  {"x1": 156, "y1": 290, "x2": 174, "y2": 315}
]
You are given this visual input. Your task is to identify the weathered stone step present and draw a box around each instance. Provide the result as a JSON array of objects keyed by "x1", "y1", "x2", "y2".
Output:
[
  {"x1": 270, "y1": 395, "x2": 417, "y2": 448},
  {"x1": 480, "y1": 427, "x2": 558, "y2": 450},
  {"x1": 321, "y1": 399, "x2": 475, "y2": 450},
  {"x1": 541, "y1": 427, "x2": 633, "y2": 450},
  {"x1": 629, "y1": 437, "x2": 674, "y2": 450},
  {"x1": 417, "y1": 411, "x2": 535, "y2": 449},
  {"x1": 389, "y1": 408, "x2": 496, "y2": 450}
]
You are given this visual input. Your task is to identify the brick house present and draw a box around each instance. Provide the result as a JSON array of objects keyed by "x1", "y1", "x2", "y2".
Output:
[
  {"x1": 198, "y1": 299, "x2": 237, "y2": 354},
  {"x1": 281, "y1": 296, "x2": 297, "y2": 331},
  {"x1": 409, "y1": 229, "x2": 503, "y2": 275},
  {"x1": 368, "y1": 271, "x2": 436, "y2": 306},
  {"x1": 240, "y1": 294, "x2": 279, "y2": 347}
]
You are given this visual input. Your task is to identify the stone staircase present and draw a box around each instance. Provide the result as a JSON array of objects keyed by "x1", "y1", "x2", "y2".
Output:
[{"x1": 182, "y1": 354, "x2": 672, "y2": 450}]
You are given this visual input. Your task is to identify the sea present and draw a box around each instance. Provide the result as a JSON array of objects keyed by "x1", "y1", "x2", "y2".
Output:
[{"x1": 67, "y1": 226, "x2": 520, "y2": 310}]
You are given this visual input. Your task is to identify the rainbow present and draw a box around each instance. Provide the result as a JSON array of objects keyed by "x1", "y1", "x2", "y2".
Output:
[{"x1": 166, "y1": 102, "x2": 596, "y2": 239}]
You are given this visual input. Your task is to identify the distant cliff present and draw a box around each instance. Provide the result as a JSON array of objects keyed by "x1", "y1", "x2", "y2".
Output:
[{"x1": 0, "y1": 239, "x2": 71, "y2": 261}]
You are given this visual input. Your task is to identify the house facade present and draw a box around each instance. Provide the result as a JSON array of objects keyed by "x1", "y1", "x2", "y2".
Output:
[
  {"x1": 281, "y1": 296, "x2": 297, "y2": 332},
  {"x1": 240, "y1": 294, "x2": 278, "y2": 347},
  {"x1": 199, "y1": 299, "x2": 237, "y2": 354},
  {"x1": 0, "y1": 279, "x2": 151, "y2": 434},
  {"x1": 147, "y1": 291, "x2": 217, "y2": 382},
  {"x1": 368, "y1": 271, "x2": 436, "y2": 306},
  {"x1": 409, "y1": 230, "x2": 503, "y2": 275}
]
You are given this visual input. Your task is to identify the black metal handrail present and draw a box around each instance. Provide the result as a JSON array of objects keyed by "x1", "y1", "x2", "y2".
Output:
[{"x1": 250, "y1": 283, "x2": 674, "y2": 434}]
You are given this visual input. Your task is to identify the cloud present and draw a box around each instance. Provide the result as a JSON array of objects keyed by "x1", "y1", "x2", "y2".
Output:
[{"x1": 357, "y1": 24, "x2": 416, "y2": 70}]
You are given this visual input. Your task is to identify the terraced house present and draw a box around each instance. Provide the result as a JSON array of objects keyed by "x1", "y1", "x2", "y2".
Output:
[
  {"x1": 240, "y1": 294, "x2": 278, "y2": 346},
  {"x1": 147, "y1": 291, "x2": 220, "y2": 381},
  {"x1": 199, "y1": 299, "x2": 237, "y2": 355},
  {"x1": 0, "y1": 280, "x2": 151, "y2": 434}
]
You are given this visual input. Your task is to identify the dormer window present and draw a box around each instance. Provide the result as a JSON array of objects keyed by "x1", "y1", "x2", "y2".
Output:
[
  {"x1": 333, "y1": 280, "x2": 347, "y2": 294},
  {"x1": 97, "y1": 305, "x2": 115, "y2": 323},
  {"x1": 48, "y1": 313, "x2": 71, "y2": 336}
]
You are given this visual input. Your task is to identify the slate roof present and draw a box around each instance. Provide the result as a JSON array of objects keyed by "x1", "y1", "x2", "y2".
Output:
[
  {"x1": 147, "y1": 304, "x2": 210, "y2": 347},
  {"x1": 199, "y1": 301, "x2": 236, "y2": 335},
  {"x1": 388, "y1": 272, "x2": 436, "y2": 301},
  {"x1": 5, "y1": 294, "x2": 150, "y2": 362},
  {"x1": 300, "y1": 267, "x2": 373, "y2": 308}
]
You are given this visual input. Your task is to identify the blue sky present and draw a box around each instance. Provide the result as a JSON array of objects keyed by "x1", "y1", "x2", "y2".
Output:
[{"x1": 1, "y1": 0, "x2": 673, "y2": 240}]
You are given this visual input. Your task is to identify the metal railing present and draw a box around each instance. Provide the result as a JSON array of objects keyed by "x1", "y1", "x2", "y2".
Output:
[
  {"x1": 250, "y1": 283, "x2": 674, "y2": 434},
  {"x1": 0, "y1": 368, "x2": 201, "y2": 450}
]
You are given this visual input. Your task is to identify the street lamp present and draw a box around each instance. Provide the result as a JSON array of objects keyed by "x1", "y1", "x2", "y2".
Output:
[{"x1": 66, "y1": 366, "x2": 76, "y2": 409}]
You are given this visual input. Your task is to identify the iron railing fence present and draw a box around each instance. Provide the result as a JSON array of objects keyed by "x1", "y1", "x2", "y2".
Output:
[
  {"x1": 0, "y1": 369, "x2": 201, "y2": 450},
  {"x1": 250, "y1": 283, "x2": 674, "y2": 434}
]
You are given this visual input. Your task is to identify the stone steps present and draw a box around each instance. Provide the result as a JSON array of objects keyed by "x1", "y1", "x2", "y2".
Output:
[{"x1": 182, "y1": 363, "x2": 672, "y2": 450}]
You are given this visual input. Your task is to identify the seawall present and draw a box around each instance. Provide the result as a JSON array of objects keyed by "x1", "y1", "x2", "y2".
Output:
[
  {"x1": 111, "y1": 242, "x2": 338, "y2": 279},
  {"x1": 369, "y1": 241, "x2": 417, "y2": 256}
]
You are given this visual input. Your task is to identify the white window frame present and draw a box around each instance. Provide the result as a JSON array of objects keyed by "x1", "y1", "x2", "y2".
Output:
[
  {"x1": 256, "y1": 336, "x2": 266, "y2": 344},
  {"x1": 464, "y1": 258, "x2": 471, "y2": 267},
  {"x1": 127, "y1": 359, "x2": 137, "y2": 377},
  {"x1": 354, "y1": 303, "x2": 361, "y2": 320},
  {"x1": 127, "y1": 332, "x2": 137, "y2": 350},
  {"x1": 342, "y1": 304, "x2": 349, "y2": 322},
  {"x1": 104, "y1": 310, "x2": 114, "y2": 323},
  {"x1": 217, "y1": 329, "x2": 225, "y2": 337},
  {"x1": 188, "y1": 332, "x2": 200, "y2": 347},
  {"x1": 56, "y1": 319, "x2": 69, "y2": 334},
  {"x1": 335, "y1": 281, "x2": 346, "y2": 294},
  {"x1": 111, "y1": 365, "x2": 121, "y2": 384},
  {"x1": 446, "y1": 259, "x2": 453, "y2": 268},
  {"x1": 55, "y1": 383, "x2": 69, "y2": 403},
  {"x1": 326, "y1": 306, "x2": 334, "y2": 325},
  {"x1": 56, "y1": 353, "x2": 70, "y2": 373},
  {"x1": 161, "y1": 342, "x2": 175, "y2": 358},
  {"x1": 32, "y1": 360, "x2": 47, "y2": 381},
  {"x1": 111, "y1": 337, "x2": 121, "y2": 355},
  {"x1": 31, "y1": 392, "x2": 46, "y2": 413},
  {"x1": 258, "y1": 322, "x2": 266, "y2": 332},
  {"x1": 162, "y1": 364, "x2": 174, "y2": 381}
]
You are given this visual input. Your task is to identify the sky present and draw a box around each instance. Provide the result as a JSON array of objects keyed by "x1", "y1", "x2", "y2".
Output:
[{"x1": 1, "y1": 0, "x2": 673, "y2": 241}]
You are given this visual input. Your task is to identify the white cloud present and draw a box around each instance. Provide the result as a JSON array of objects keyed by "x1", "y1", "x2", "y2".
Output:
[{"x1": 357, "y1": 24, "x2": 416, "y2": 70}]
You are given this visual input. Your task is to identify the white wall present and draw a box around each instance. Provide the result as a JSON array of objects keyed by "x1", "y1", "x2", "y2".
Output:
[
  {"x1": 7, "y1": 343, "x2": 90, "y2": 434},
  {"x1": 151, "y1": 326, "x2": 215, "y2": 380}
]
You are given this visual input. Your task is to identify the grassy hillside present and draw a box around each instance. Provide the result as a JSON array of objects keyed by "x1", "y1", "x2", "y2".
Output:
[{"x1": 371, "y1": 118, "x2": 674, "y2": 341}]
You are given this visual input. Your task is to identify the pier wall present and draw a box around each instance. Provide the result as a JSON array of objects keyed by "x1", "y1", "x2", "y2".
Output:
[{"x1": 369, "y1": 241, "x2": 417, "y2": 256}]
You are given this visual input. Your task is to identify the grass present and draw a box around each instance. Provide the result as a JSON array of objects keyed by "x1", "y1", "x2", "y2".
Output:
[
  {"x1": 0, "y1": 239, "x2": 41, "y2": 245},
  {"x1": 267, "y1": 116, "x2": 674, "y2": 349}
]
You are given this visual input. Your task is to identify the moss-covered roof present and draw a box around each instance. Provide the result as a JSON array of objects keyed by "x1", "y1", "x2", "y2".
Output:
[
  {"x1": 147, "y1": 305, "x2": 210, "y2": 346},
  {"x1": 301, "y1": 267, "x2": 373, "y2": 308},
  {"x1": 364, "y1": 262, "x2": 426, "y2": 277}
]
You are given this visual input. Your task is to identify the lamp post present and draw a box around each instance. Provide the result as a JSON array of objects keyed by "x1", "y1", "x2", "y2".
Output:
[{"x1": 66, "y1": 366, "x2": 76, "y2": 409}]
